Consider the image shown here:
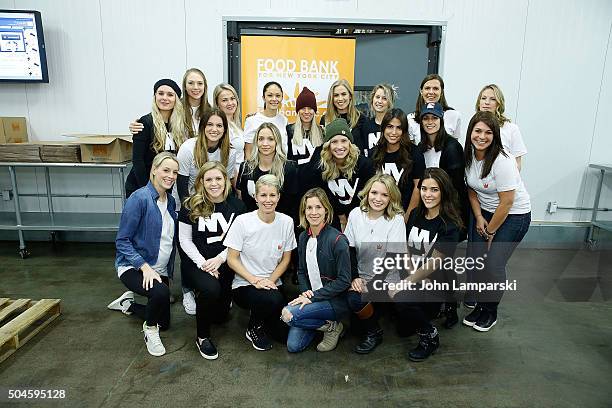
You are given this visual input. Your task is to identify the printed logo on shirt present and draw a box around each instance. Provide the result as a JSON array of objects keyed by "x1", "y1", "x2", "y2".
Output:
[
  {"x1": 327, "y1": 178, "x2": 359, "y2": 205},
  {"x1": 407, "y1": 226, "x2": 437, "y2": 254},
  {"x1": 165, "y1": 133, "x2": 176, "y2": 152},
  {"x1": 382, "y1": 162, "x2": 404, "y2": 184},
  {"x1": 198, "y1": 213, "x2": 236, "y2": 244},
  {"x1": 291, "y1": 139, "x2": 315, "y2": 165},
  {"x1": 368, "y1": 131, "x2": 381, "y2": 150}
]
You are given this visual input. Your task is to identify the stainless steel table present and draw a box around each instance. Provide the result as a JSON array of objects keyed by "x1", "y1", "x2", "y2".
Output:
[
  {"x1": 0, "y1": 162, "x2": 129, "y2": 258},
  {"x1": 588, "y1": 163, "x2": 612, "y2": 247}
]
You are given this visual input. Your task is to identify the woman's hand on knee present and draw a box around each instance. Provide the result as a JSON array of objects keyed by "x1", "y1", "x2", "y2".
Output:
[
  {"x1": 288, "y1": 295, "x2": 312, "y2": 309},
  {"x1": 141, "y1": 264, "x2": 162, "y2": 290}
]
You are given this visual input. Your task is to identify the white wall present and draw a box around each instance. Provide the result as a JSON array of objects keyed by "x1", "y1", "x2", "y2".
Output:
[{"x1": 0, "y1": 0, "x2": 611, "y2": 222}]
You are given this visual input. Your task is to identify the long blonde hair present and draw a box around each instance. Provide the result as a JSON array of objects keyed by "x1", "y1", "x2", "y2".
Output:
[
  {"x1": 292, "y1": 119, "x2": 323, "y2": 148},
  {"x1": 319, "y1": 139, "x2": 360, "y2": 181},
  {"x1": 182, "y1": 68, "x2": 211, "y2": 137},
  {"x1": 185, "y1": 162, "x2": 231, "y2": 222},
  {"x1": 358, "y1": 174, "x2": 404, "y2": 220},
  {"x1": 324, "y1": 79, "x2": 360, "y2": 128},
  {"x1": 193, "y1": 108, "x2": 230, "y2": 169},
  {"x1": 213, "y1": 83, "x2": 242, "y2": 128},
  {"x1": 475, "y1": 84, "x2": 510, "y2": 126},
  {"x1": 245, "y1": 122, "x2": 287, "y2": 187},
  {"x1": 151, "y1": 96, "x2": 188, "y2": 153}
]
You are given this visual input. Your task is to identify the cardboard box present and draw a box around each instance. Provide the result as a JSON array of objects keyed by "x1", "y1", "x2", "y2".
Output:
[
  {"x1": 0, "y1": 117, "x2": 29, "y2": 144},
  {"x1": 74, "y1": 135, "x2": 133, "y2": 163}
]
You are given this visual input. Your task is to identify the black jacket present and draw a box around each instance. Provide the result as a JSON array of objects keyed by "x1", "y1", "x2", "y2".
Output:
[{"x1": 297, "y1": 224, "x2": 351, "y2": 318}]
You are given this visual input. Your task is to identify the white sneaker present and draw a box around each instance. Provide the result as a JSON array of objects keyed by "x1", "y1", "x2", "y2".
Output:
[
  {"x1": 107, "y1": 291, "x2": 134, "y2": 315},
  {"x1": 183, "y1": 291, "x2": 196, "y2": 315},
  {"x1": 142, "y1": 322, "x2": 166, "y2": 356}
]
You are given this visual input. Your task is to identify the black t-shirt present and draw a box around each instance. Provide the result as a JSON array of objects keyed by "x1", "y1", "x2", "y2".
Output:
[
  {"x1": 178, "y1": 196, "x2": 246, "y2": 261},
  {"x1": 372, "y1": 143, "x2": 426, "y2": 209},
  {"x1": 406, "y1": 210, "x2": 460, "y2": 259},
  {"x1": 237, "y1": 160, "x2": 299, "y2": 220},
  {"x1": 313, "y1": 155, "x2": 375, "y2": 218},
  {"x1": 363, "y1": 117, "x2": 381, "y2": 157},
  {"x1": 286, "y1": 123, "x2": 321, "y2": 167}
]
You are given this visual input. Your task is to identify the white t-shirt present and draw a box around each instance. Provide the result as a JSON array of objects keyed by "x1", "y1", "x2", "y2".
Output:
[
  {"x1": 465, "y1": 152, "x2": 531, "y2": 214},
  {"x1": 223, "y1": 210, "x2": 297, "y2": 289},
  {"x1": 423, "y1": 149, "x2": 443, "y2": 168},
  {"x1": 229, "y1": 122, "x2": 245, "y2": 169},
  {"x1": 190, "y1": 106, "x2": 200, "y2": 134},
  {"x1": 344, "y1": 208, "x2": 407, "y2": 281},
  {"x1": 500, "y1": 122, "x2": 527, "y2": 158},
  {"x1": 116, "y1": 198, "x2": 174, "y2": 277},
  {"x1": 243, "y1": 112, "x2": 288, "y2": 154},
  {"x1": 177, "y1": 137, "x2": 237, "y2": 195},
  {"x1": 306, "y1": 237, "x2": 323, "y2": 291},
  {"x1": 408, "y1": 110, "x2": 463, "y2": 145}
]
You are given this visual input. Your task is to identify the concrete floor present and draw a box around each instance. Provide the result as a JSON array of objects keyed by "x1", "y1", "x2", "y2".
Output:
[{"x1": 0, "y1": 241, "x2": 611, "y2": 407}]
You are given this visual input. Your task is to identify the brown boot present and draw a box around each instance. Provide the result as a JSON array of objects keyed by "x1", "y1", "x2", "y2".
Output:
[{"x1": 316, "y1": 321, "x2": 344, "y2": 352}]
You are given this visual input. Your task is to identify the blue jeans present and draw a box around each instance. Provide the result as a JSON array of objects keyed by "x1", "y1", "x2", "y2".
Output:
[
  {"x1": 467, "y1": 210, "x2": 531, "y2": 311},
  {"x1": 284, "y1": 301, "x2": 336, "y2": 353}
]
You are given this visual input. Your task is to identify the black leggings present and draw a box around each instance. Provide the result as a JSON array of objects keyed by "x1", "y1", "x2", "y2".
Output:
[
  {"x1": 183, "y1": 261, "x2": 234, "y2": 338},
  {"x1": 394, "y1": 301, "x2": 441, "y2": 333},
  {"x1": 232, "y1": 285, "x2": 287, "y2": 341},
  {"x1": 120, "y1": 268, "x2": 170, "y2": 330}
]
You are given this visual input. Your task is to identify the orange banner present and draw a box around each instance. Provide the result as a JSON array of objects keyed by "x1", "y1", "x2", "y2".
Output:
[{"x1": 240, "y1": 36, "x2": 356, "y2": 124}]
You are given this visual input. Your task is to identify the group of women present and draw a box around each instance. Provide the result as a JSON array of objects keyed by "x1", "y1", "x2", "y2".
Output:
[{"x1": 108, "y1": 69, "x2": 531, "y2": 363}]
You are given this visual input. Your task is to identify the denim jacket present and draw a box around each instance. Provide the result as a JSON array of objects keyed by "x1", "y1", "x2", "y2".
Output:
[{"x1": 115, "y1": 182, "x2": 177, "y2": 279}]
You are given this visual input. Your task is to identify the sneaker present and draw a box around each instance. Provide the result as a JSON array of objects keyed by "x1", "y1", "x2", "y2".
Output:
[
  {"x1": 107, "y1": 291, "x2": 134, "y2": 315},
  {"x1": 354, "y1": 328, "x2": 384, "y2": 354},
  {"x1": 183, "y1": 291, "x2": 196, "y2": 316},
  {"x1": 473, "y1": 310, "x2": 497, "y2": 332},
  {"x1": 142, "y1": 322, "x2": 166, "y2": 356},
  {"x1": 245, "y1": 326, "x2": 272, "y2": 351},
  {"x1": 196, "y1": 338, "x2": 218, "y2": 360},
  {"x1": 462, "y1": 305, "x2": 483, "y2": 327},
  {"x1": 316, "y1": 321, "x2": 344, "y2": 352},
  {"x1": 408, "y1": 328, "x2": 440, "y2": 362}
]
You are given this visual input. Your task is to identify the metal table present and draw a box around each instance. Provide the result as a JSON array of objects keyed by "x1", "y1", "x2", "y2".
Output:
[
  {"x1": 0, "y1": 162, "x2": 129, "y2": 258},
  {"x1": 588, "y1": 163, "x2": 612, "y2": 247}
]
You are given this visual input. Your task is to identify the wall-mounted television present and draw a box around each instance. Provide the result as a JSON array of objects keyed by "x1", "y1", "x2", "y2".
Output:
[{"x1": 0, "y1": 9, "x2": 48, "y2": 83}]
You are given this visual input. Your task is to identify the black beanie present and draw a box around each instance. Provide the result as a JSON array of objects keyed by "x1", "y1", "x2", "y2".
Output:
[{"x1": 153, "y1": 78, "x2": 182, "y2": 98}]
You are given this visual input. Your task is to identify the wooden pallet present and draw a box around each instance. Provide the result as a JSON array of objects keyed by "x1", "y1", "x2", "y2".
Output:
[{"x1": 0, "y1": 298, "x2": 62, "y2": 364}]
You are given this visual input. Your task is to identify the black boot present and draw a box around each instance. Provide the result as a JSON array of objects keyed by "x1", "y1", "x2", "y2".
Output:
[
  {"x1": 408, "y1": 327, "x2": 439, "y2": 362},
  {"x1": 443, "y1": 302, "x2": 459, "y2": 329},
  {"x1": 354, "y1": 328, "x2": 383, "y2": 354}
]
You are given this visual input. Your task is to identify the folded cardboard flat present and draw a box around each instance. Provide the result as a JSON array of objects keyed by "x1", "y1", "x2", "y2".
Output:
[
  {"x1": 33, "y1": 141, "x2": 82, "y2": 163},
  {"x1": 73, "y1": 135, "x2": 133, "y2": 163},
  {"x1": 0, "y1": 143, "x2": 41, "y2": 162},
  {"x1": 0, "y1": 117, "x2": 29, "y2": 144}
]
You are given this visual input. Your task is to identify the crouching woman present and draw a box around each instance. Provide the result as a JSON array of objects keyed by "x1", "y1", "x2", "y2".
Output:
[
  {"x1": 281, "y1": 188, "x2": 351, "y2": 352},
  {"x1": 111, "y1": 152, "x2": 179, "y2": 357}
]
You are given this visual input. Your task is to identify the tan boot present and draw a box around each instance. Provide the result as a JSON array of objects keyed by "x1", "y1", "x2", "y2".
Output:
[{"x1": 316, "y1": 321, "x2": 344, "y2": 352}]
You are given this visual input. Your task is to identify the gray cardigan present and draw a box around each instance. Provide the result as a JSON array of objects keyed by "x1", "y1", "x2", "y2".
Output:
[{"x1": 297, "y1": 224, "x2": 351, "y2": 319}]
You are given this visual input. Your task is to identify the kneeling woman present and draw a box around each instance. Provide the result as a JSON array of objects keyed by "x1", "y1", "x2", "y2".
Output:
[
  {"x1": 393, "y1": 168, "x2": 463, "y2": 361},
  {"x1": 224, "y1": 174, "x2": 297, "y2": 351},
  {"x1": 179, "y1": 162, "x2": 246, "y2": 359},
  {"x1": 344, "y1": 174, "x2": 407, "y2": 354},
  {"x1": 109, "y1": 152, "x2": 179, "y2": 357},
  {"x1": 281, "y1": 188, "x2": 351, "y2": 352}
]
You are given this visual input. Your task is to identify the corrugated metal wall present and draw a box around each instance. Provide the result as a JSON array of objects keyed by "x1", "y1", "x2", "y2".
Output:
[{"x1": 0, "y1": 0, "x2": 611, "y2": 223}]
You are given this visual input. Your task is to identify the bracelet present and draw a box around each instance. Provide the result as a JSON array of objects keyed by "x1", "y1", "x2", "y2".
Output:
[{"x1": 484, "y1": 226, "x2": 496, "y2": 236}]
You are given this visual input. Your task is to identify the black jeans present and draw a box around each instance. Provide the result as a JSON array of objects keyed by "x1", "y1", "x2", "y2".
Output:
[
  {"x1": 183, "y1": 261, "x2": 234, "y2": 338},
  {"x1": 233, "y1": 285, "x2": 287, "y2": 341},
  {"x1": 394, "y1": 301, "x2": 440, "y2": 333},
  {"x1": 120, "y1": 268, "x2": 170, "y2": 330}
]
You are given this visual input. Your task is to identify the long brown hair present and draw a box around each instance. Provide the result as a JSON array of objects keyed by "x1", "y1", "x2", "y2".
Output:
[
  {"x1": 413, "y1": 74, "x2": 453, "y2": 121},
  {"x1": 464, "y1": 111, "x2": 507, "y2": 179},
  {"x1": 194, "y1": 108, "x2": 230, "y2": 169},
  {"x1": 182, "y1": 68, "x2": 211, "y2": 137},
  {"x1": 415, "y1": 168, "x2": 463, "y2": 230},
  {"x1": 372, "y1": 108, "x2": 413, "y2": 189}
]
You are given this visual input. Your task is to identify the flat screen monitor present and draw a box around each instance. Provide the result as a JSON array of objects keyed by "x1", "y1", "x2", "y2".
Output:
[{"x1": 0, "y1": 9, "x2": 48, "y2": 83}]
